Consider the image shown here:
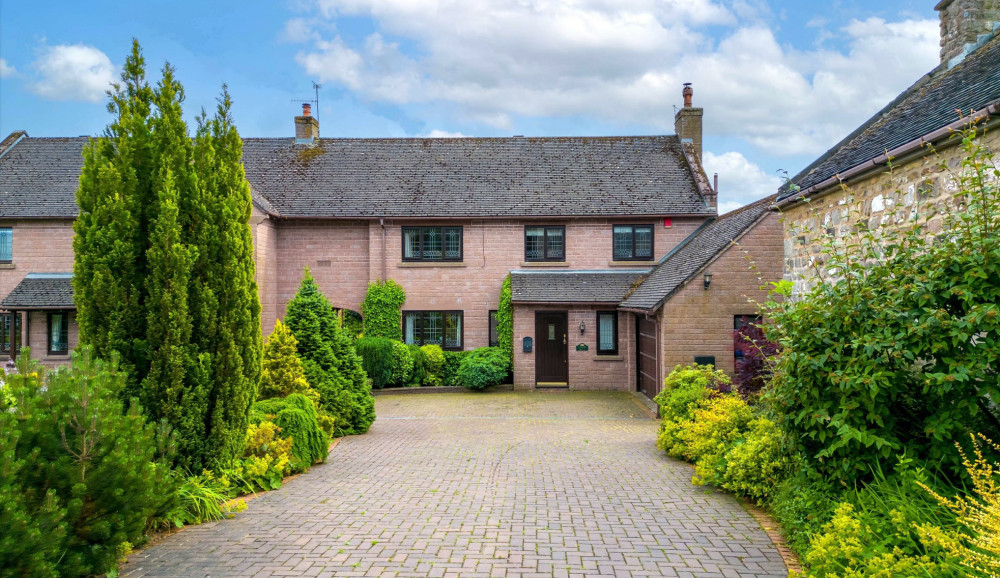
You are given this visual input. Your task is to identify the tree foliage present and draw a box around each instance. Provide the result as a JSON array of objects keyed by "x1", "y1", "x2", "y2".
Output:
[
  {"x1": 284, "y1": 269, "x2": 375, "y2": 435},
  {"x1": 259, "y1": 320, "x2": 315, "y2": 401},
  {"x1": 0, "y1": 350, "x2": 176, "y2": 577},
  {"x1": 73, "y1": 41, "x2": 261, "y2": 471},
  {"x1": 767, "y1": 128, "x2": 1000, "y2": 483}
]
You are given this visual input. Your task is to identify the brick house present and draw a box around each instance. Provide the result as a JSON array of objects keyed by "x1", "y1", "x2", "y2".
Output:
[
  {"x1": 774, "y1": 0, "x2": 1000, "y2": 293},
  {"x1": 0, "y1": 87, "x2": 782, "y2": 393}
]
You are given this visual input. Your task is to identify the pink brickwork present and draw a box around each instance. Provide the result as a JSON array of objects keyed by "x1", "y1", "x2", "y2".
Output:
[{"x1": 657, "y1": 212, "x2": 783, "y2": 382}]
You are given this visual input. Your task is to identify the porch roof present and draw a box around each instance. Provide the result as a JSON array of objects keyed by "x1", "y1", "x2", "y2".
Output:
[
  {"x1": 0, "y1": 273, "x2": 75, "y2": 310},
  {"x1": 510, "y1": 270, "x2": 649, "y2": 305}
]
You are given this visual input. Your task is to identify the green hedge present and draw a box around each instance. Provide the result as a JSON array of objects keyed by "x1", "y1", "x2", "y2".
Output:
[
  {"x1": 456, "y1": 347, "x2": 509, "y2": 390},
  {"x1": 389, "y1": 340, "x2": 413, "y2": 386},
  {"x1": 442, "y1": 349, "x2": 468, "y2": 387},
  {"x1": 421, "y1": 345, "x2": 445, "y2": 386},
  {"x1": 354, "y1": 337, "x2": 395, "y2": 389}
]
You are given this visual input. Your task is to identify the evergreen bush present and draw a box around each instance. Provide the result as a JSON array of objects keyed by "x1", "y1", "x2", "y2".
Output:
[
  {"x1": 407, "y1": 344, "x2": 427, "y2": 387},
  {"x1": 456, "y1": 347, "x2": 509, "y2": 390},
  {"x1": 361, "y1": 279, "x2": 406, "y2": 340},
  {"x1": 389, "y1": 340, "x2": 413, "y2": 386},
  {"x1": 73, "y1": 41, "x2": 261, "y2": 471},
  {"x1": 0, "y1": 349, "x2": 176, "y2": 576},
  {"x1": 420, "y1": 345, "x2": 445, "y2": 386},
  {"x1": 250, "y1": 394, "x2": 328, "y2": 470},
  {"x1": 285, "y1": 269, "x2": 375, "y2": 435},
  {"x1": 259, "y1": 319, "x2": 317, "y2": 402},
  {"x1": 442, "y1": 349, "x2": 468, "y2": 387},
  {"x1": 354, "y1": 337, "x2": 394, "y2": 389}
]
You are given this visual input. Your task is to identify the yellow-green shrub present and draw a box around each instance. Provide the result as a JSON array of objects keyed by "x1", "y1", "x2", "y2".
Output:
[
  {"x1": 228, "y1": 420, "x2": 292, "y2": 492},
  {"x1": 720, "y1": 417, "x2": 797, "y2": 504},
  {"x1": 803, "y1": 503, "x2": 948, "y2": 578},
  {"x1": 420, "y1": 344, "x2": 445, "y2": 386},
  {"x1": 654, "y1": 364, "x2": 729, "y2": 457},
  {"x1": 917, "y1": 434, "x2": 1000, "y2": 578}
]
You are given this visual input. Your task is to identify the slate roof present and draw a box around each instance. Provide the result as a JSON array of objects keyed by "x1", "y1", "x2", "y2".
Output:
[
  {"x1": 240, "y1": 136, "x2": 711, "y2": 218},
  {"x1": 510, "y1": 270, "x2": 649, "y2": 304},
  {"x1": 777, "y1": 34, "x2": 1000, "y2": 201},
  {"x1": 620, "y1": 195, "x2": 775, "y2": 312},
  {"x1": 0, "y1": 136, "x2": 86, "y2": 218},
  {"x1": 1, "y1": 273, "x2": 75, "y2": 309},
  {"x1": 0, "y1": 134, "x2": 712, "y2": 219}
]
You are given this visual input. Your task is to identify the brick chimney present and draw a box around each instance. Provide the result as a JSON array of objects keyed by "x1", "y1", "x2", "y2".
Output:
[
  {"x1": 937, "y1": 0, "x2": 1000, "y2": 68},
  {"x1": 295, "y1": 102, "x2": 319, "y2": 143},
  {"x1": 674, "y1": 83, "x2": 703, "y2": 160}
]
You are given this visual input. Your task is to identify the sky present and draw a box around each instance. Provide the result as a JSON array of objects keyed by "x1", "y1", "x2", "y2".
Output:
[{"x1": 0, "y1": 0, "x2": 941, "y2": 212}]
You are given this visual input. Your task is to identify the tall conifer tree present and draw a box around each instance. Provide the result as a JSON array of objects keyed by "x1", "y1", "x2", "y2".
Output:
[{"x1": 74, "y1": 41, "x2": 261, "y2": 470}]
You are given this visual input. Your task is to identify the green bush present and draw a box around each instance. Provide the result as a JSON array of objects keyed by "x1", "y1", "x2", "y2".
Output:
[
  {"x1": 442, "y1": 349, "x2": 468, "y2": 386},
  {"x1": 259, "y1": 319, "x2": 318, "y2": 403},
  {"x1": 0, "y1": 349, "x2": 177, "y2": 577},
  {"x1": 654, "y1": 364, "x2": 728, "y2": 457},
  {"x1": 335, "y1": 308, "x2": 364, "y2": 340},
  {"x1": 456, "y1": 347, "x2": 509, "y2": 390},
  {"x1": 285, "y1": 269, "x2": 375, "y2": 436},
  {"x1": 354, "y1": 337, "x2": 394, "y2": 389},
  {"x1": 225, "y1": 420, "x2": 293, "y2": 492},
  {"x1": 718, "y1": 416, "x2": 797, "y2": 504},
  {"x1": 420, "y1": 344, "x2": 445, "y2": 386},
  {"x1": 251, "y1": 394, "x2": 329, "y2": 470},
  {"x1": 407, "y1": 344, "x2": 427, "y2": 387},
  {"x1": 168, "y1": 472, "x2": 244, "y2": 527},
  {"x1": 771, "y1": 469, "x2": 841, "y2": 555},
  {"x1": 361, "y1": 279, "x2": 406, "y2": 340},
  {"x1": 389, "y1": 340, "x2": 414, "y2": 386},
  {"x1": 767, "y1": 131, "x2": 1000, "y2": 484}
]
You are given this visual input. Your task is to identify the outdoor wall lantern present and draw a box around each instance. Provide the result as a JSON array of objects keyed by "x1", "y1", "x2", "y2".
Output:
[
  {"x1": 579, "y1": 320, "x2": 586, "y2": 334},
  {"x1": 703, "y1": 270, "x2": 713, "y2": 290},
  {"x1": 523, "y1": 336, "x2": 533, "y2": 353}
]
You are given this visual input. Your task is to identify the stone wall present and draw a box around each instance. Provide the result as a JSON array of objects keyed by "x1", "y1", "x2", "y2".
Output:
[{"x1": 780, "y1": 128, "x2": 1000, "y2": 295}]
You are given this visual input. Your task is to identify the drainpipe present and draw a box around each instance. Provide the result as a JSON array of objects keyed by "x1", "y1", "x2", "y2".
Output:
[{"x1": 380, "y1": 218, "x2": 387, "y2": 281}]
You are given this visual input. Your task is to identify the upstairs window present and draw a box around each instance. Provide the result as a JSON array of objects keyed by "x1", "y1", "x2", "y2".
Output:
[
  {"x1": 524, "y1": 226, "x2": 565, "y2": 262},
  {"x1": 0, "y1": 228, "x2": 11, "y2": 263},
  {"x1": 597, "y1": 311, "x2": 618, "y2": 355},
  {"x1": 403, "y1": 227, "x2": 463, "y2": 261},
  {"x1": 612, "y1": 225, "x2": 653, "y2": 260},
  {"x1": 403, "y1": 311, "x2": 463, "y2": 350},
  {"x1": 48, "y1": 311, "x2": 69, "y2": 356}
]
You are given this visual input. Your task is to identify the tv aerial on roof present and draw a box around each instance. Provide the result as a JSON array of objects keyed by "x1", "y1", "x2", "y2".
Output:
[{"x1": 290, "y1": 81, "x2": 322, "y2": 120}]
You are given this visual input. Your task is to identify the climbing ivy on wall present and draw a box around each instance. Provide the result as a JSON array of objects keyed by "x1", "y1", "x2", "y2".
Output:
[
  {"x1": 361, "y1": 279, "x2": 406, "y2": 340},
  {"x1": 497, "y1": 275, "x2": 513, "y2": 364}
]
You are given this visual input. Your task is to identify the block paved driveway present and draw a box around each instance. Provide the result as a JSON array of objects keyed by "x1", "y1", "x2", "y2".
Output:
[{"x1": 123, "y1": 391, "x2": 787, "y2": 577}]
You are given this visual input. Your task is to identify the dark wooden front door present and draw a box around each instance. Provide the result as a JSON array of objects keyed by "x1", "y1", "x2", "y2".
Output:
[
  {"x1": 637, "y1": 316, "x2": 659, "y2": 398},
  {"x1": 535, "y1": 311, "x2": 568, "y2": 385}
]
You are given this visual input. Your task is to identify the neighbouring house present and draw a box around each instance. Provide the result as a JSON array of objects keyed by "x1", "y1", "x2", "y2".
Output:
[
  {"x1": 774, "y1": 0, "x2": 1000, "y2": 294},
  {"x1": 0, "y1": 86, "x2": 782, "y2": 394}
]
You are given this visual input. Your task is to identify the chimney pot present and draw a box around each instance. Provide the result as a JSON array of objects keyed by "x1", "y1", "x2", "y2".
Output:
[
  {"x1": 302, "y1": 102, "x2": 312, "y2": 117},
  {"x1": 682, "y1": 83, "x2": 693, "y2": 107}
]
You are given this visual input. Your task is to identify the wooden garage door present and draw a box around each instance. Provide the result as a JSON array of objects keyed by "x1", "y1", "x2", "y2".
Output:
[{"x1": 637, "y1": 316, "x2": 659, "y2": 399}]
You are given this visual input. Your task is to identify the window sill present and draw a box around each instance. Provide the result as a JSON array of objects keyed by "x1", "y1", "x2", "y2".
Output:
[
  {"x1": 594, "y1": 354, "x2": 623, "y2": 361},
  {"x1": 608, "y1": 260, "x2": 655, "y2": 267},
  {"x1": 520, "y1": 261, "x2": 570, "y2": 268},
  {"x1": 0, "y1": 263, "x2": 14, "y2": 270},
  {"x1": 398, "y1": 262, "x2": 467, "y2": 268}
]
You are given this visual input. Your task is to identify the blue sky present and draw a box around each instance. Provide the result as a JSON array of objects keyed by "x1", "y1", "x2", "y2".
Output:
[{"x1": 0, "y1": 0, "x2": 941, "y2": 211}]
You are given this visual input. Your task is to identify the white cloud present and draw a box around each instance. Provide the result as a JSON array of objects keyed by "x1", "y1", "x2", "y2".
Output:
[
  {"x1": 30, "y1": 44, "x2": 116, "y2": 102},
  {"x1": 419, "y1": 129, "x2": 467, "y2": 138},
  {"x1": 703, "y1": 151, "x2": 783, "y2": 212},
  {"x1": 0, "y1": 59, "x2": 16, "y2": 78},
  {"x1": 291, "y1": 3, "x2": 939, "y2": 156}
]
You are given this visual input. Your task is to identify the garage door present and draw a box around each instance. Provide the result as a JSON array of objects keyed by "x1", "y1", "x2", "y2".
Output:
[{"x1": 637, "y1": 316, "x2": 659, "y2": 399}]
